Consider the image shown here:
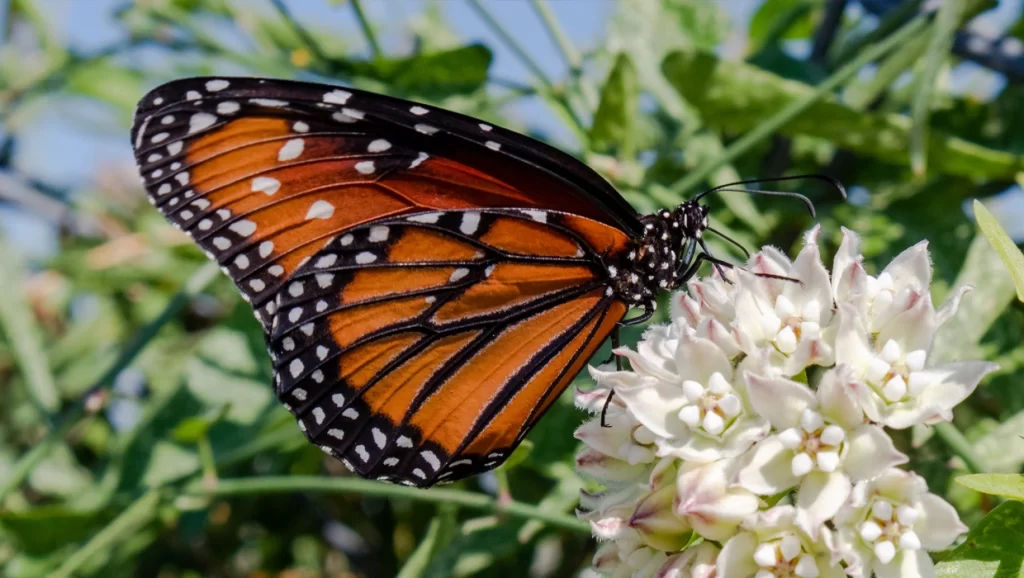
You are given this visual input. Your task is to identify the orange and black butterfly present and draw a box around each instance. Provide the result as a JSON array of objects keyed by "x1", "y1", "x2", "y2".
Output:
[{"x1": 130, "y1": 77, "x2": 837, "y2": 487}]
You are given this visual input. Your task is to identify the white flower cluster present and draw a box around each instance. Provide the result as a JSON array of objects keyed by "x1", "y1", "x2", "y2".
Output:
[{"x1": 576, "y1": 227, "x2": 995, "y2": 578}]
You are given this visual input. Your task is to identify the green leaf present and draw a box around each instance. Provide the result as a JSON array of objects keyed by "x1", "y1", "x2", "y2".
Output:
[
  {"x1": 0, "y1": 506, "x2": 104, "y2": 556},
  {"x1": 660, "y1": 48, "x2": 1024, "y2": 181},
  {"x1": 0, "y1": 236, "x2": 60, "y2": 413},
  {"x1": 935, "y1": 501, "x2": 1024, "y2": 578},
  {"x1": 334, "y1": 44, "x2": 493, "y2": 97},
  {"x1": 931, "y1": 233, "x2": 1017, "y2": 365},
  {"x1": 973, "y1": 200, "x2": 1024, "y2": 303},
  {"x1": 909, "y1": 0, "x2": 962, "y2": 176},
  {"x1": 957, "y1": 474, "x2": 1024, "y2": 500},
  {"x1": 591, "y1": 53, "x2": 640, "y2": 154},
  {"x1": 749, "y1": 0, "x2": 815, "y2": 46},
  {"x1": 397, "y1": 506, "x2": 458, "y2": 578}
]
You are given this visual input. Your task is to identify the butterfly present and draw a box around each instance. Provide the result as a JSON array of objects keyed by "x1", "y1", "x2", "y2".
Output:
[{"x1": 130, "y1": 77, "x2": 839, "y2": 487}]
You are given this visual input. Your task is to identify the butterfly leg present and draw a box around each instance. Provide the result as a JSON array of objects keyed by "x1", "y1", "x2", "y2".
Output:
[{"x1": 600, "y1": 328, "x2": 621, "y2": 428}]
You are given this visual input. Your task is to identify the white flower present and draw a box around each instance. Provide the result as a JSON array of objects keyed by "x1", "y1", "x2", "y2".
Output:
[
  {"x1": 833, "y1": 468, "x2": 967, "y2": 578},
  {"x1": 600, "y1": 328, "x2": 768, "y2": 463},
  {"x1": 735, "y1": 367, "x2": 908, "y2": 535},
  {"x1": 830, "y1": 229, "x2": 932, "y2": 333},
  {"x1": 731, "y1": 229, "x2": 836, "y2": 376},
  {"x1": 675, "y1": 459, "x2": 760, "y2": 541},
  {"x1": 835, "y1": 297, "x2": 997, "y2": 429},
  {"x1": 717, "y1": 506, "x2": 844, "y2": 578},
  {"x1": 656, "y1": 542, "x2": 720, "y2": 578},
  {"x1": 578, "y1": 226, "x2": 992, "y2": 578}
]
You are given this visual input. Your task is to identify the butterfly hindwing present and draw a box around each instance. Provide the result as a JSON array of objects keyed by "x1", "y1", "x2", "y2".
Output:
[{"x1": 267, "y1": 209, "x2": 627, "y2": 486}]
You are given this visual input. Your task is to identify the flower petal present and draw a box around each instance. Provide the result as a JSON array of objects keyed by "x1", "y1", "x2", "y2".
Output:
[
  {"x1": 874, "y1": 549, "x2": 936, "y2": 578},
  {"x1": 883, "y1": 240, "x2": 932, "y2": 293},
  {"x1": 615, "y1": 377, "x2": 688, "y2": 440},
  {"x1": 833, "y1": 227, "x2": 864, "y2": 303},
  {"x1": 675, "y1": 331, "x2": 733, "y2": 384},
  {"x1": 716, "y1": 532, "x2": 759, "y2": 578},
  {"x1": 796, "y1": 471, "x2": 852, "y2": 537},
  {"x1": 834, "y1": 303, "x2": 874, "y2": 371},
  {"x1": 817, "y1": 366, "x2": 866, "y2": 429},
  {"x1": 936, "y1": 284, "x2": 972, "y2": 327},
  {"x1": 844, "y1": 425, "x2": 908, "y2": 481},
  {"x1": 916, "y1": 493, "x2": 968, "y2": 550},
  {"x1": 736, "y1": 436, "x2": 799, "y2": 494},
  {"x1": 630, "y1": 483, "x2": 693, "y2": 551},
  {"x1": 783, "y1": 239, "x2": 833, "y2": 323},
  {"x1": 744, "y1": 372, "x2": 816, "y2": 429},
  {"x1": 875, "y1": 290, "x2": 936, "y2": 354}
]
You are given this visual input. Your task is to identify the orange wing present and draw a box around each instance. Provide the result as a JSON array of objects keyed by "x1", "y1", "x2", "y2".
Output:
[
  {"x1": 130, "y1": 77, "x2": 638, "y2": 486},
  {"x1": 270, "y1": 209, "x2": 627, "y2": 486}
]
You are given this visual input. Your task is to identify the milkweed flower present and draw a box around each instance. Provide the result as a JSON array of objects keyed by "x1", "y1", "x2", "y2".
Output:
[{"x1": 578, "y1": 227, "x2": 992, "y2": 578}]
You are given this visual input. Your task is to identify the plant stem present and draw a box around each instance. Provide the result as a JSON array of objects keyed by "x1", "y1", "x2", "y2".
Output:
[
  {"x1": 668, "y1": 14, "x2": 929, "y2": 198},
  {"x1": 467, "y1": 0, "x2": 590, "y2": 144},
  {"x1": 529, "y1": 0, "x2": 598, "y2": 110},
  {"x1": 910, "y1": 0, "x2": 962, "y2": 176},
  {"x1": 934, "y1": 422, "x2": 991, "y2": 474},
  {"x1": 350, "y1": 0, "x2": 382, "y2": 59},
  {"x1": 467, "y1": 0, "x2": 554, "y2": 91},
  {"x1": 269, "y1": 0, "x2": 329, "y2": 65},
  {"x1": 49, "y1": 490, "x2": 163, "y2": 578},
  {"x1": 0, "y1": 262, "x2": 221, "y2": 503},
  {"x1": 192, "y1": 476, "x2": 591, "y2": 533}
]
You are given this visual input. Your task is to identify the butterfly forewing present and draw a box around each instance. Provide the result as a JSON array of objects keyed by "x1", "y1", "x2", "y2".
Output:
[{"x1": 130, "y1": 77, "x2": 638, "y2": 486}]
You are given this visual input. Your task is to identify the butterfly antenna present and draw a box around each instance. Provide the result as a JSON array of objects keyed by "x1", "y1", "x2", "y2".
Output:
[
  {"x1": 706, "y1": 227, "x2": 751, "y2": 259},
  {"x1": 692, "y1": 174, "x2": 847, "y2": 217}
]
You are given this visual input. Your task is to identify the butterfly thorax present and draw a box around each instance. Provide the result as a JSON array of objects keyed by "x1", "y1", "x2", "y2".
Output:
[{"x1": 607, "y1": 201, "x2": 709, "y2": 311}]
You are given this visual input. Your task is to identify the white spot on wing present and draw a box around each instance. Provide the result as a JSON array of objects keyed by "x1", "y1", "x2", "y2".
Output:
[
  {"x1": 369, "y1": 226, "x2": 389, "y2": 242},
  {"x1": 415, "y1": 124, "x2": 439, "y2": 135},
  {"x1": 305, "y1": 199, "x2": 335, "y2": 220},
  {"x1": 397, "y1": 436, "x2": 413, "y2": 448},
  {"x1": 485, "y1": 141, "x2": 501, "y2": 151},
  {"x1": 217, "y1": 101, "x2": 239, "y2": 114},
  {"x1": 278, "y1": 138, "x2": 304, "y2": 161},
  {"x1": 323, "y1": 89, "x2": 352, "y2": 104},
  {"x1": 205, "y1": 79, "x2": 230, "y2": 91},
  {"x1": 250, "y1": 98, "x2": 288, "y2": 107},
  {"x1": 229, "y1": 220, "x2": 257, "y2": 237},
  {"x1": 410, "y1": 106, "x2": 429, "y2": 115},
  {"x1": 259, "y1": 240, "x2": 274, "y2": 257},
  {"x1": 407, "y1": 212, "x2": 440, "y2": 224},
  {"x1": 289, "y1": 358, "x2": 304, "y2": 378},
  {"x1": 421, "y1": 451, "x2": 441, "y2": 471},
  {"x1": 355, "y1": 160, "x2": 375, "y2": 175},
  {"x1": 410, "y1": 151, "x2": 429, "y2": 168},
  {"x1": 522, "y1": 209, "x2": 547, "y2": 223},
  {"x1": 459, "y1": 212, "x2": 480, "y2": 235},
  {"x1": 449, "y1": 268, "x2": 469, "y2": 282},
  {"x1": 367, "y1": 139, "x2": 391, "y2": 152},
  {"x1": 355, "y1": 445, "x2": 370, "y2": 462},
  {"x1": 355, "y1": 252, "x2": 376, "y2": 264},
  {"x1": 372, "y1": 428, "x2": 387, "y2": 448},
  {"x1": 251, "y1": 176, "x2": 281, "y2": 195},
  {"x1": 189, "y1": 113, "x2": 217, "y2": 133},
  {"x1": 316, "y1": 254, "x2": 337, "y2": 268}
]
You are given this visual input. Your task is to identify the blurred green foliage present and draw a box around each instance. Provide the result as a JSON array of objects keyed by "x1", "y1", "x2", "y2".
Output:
[{"x1": 1, "y1": 0, "x2": 1024, "y2": 576}]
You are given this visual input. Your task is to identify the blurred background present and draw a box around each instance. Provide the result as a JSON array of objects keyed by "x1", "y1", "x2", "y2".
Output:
[{"x1": 2, "y1": 0, "x2": 1024, "y2": 576}]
